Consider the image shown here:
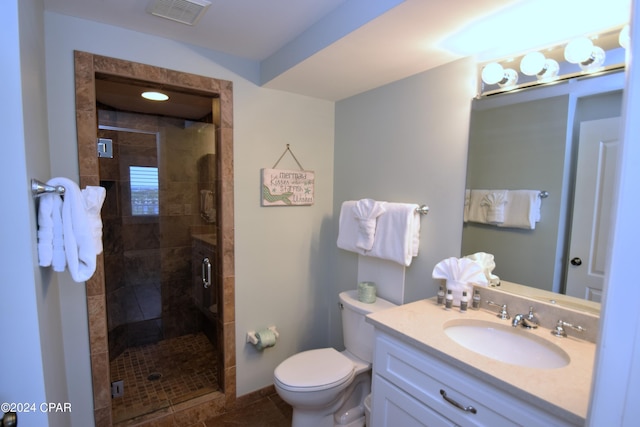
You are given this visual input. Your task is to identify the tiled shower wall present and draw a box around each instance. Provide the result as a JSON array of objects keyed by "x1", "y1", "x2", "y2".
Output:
[{"x1": 98, "y1": 109, "x2": 217, "y2": 360}]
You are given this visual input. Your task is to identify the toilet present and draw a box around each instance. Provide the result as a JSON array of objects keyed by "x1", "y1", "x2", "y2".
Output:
[{"x1": 274, "y1": 290, "x2": 396, "y2": 427}]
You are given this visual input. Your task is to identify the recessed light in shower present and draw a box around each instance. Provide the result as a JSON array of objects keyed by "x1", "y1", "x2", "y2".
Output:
[{"x1": 141, "y1": 91, "x2": 169, "y2": 101}]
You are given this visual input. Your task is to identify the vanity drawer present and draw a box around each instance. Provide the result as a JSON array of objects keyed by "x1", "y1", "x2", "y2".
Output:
[
  {"x1": 373, "y1": 332, "x2": 576, "y2": 427},
  {"x1": 372, "y1": 375, "x2": 457, "y2": 427}
]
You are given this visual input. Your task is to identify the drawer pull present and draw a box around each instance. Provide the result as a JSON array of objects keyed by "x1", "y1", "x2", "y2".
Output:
[{"x1": 440, "y1": 389, "x2": 477, "y2": 414}]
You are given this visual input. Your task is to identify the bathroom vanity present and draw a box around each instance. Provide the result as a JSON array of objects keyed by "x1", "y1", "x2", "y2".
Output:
[{"x1": 366, "y1": 294, "x2": 596, "y2": 427}]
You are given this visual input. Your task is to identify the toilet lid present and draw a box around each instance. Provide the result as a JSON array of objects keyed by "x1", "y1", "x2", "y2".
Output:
[{"x1": 274, "y1": 348, "x2": 354, "y2": 390}]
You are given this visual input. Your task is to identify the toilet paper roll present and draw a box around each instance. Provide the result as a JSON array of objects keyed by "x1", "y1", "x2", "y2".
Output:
[{"x1": 255, "y1": 329, "x2": 277, "y2": 350}]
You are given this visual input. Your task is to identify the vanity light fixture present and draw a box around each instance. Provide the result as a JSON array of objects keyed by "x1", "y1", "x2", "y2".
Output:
[
  {"x1": 481, "y1": 62, "x2": 519, "y2": 87},
  {"x1": 520, "y1": 52, "x2": 560, "y2": 81},
  {"x1": 564, "y1": 37, "x2": 606, "y2": 71},
  {"x1": 619, "y1": 25, "x2": 630, "y2": 49},
  {"x1": 141, "y1": 91, "x2": 169, "y2": 101},
  {"x1": 477, "y1": 25, "x2": 627, "y2": 98}
]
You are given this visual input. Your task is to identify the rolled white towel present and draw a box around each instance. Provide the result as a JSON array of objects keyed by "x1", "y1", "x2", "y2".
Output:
[
  {"x1": 48, "y1": 177, "x2": 97, "y2": 283},
  {"x1": 51, "y1": 195, "x2": 65, "y2": 271},
  {"x1": 37, "y1": 193, "x2": 55, "y2": 266},
  {"x1": 82, "y1": 186, "x2": 106, "y2": 254}
]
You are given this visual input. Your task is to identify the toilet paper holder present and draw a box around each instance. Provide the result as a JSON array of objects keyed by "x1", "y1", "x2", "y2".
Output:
[{"x1": 246, "y1": 326, "x2": 279, "y2": 346}]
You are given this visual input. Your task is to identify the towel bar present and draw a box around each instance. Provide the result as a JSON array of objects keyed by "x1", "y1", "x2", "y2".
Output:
[
  {"x1": 31, "y1": 179, "x2": 65, "y2": 197},
  {"x1": 415, "y1": 205, "x2": 429, "y2": 215}
]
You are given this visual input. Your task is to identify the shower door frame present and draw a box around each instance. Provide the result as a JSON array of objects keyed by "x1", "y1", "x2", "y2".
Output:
[{"x1": 74, "y1": 51, "x2": 235, "y2": 426}]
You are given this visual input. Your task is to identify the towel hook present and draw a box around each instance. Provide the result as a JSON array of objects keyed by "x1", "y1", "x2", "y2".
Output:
[{"x1": 31, "y1": 179, "x2": 65, "y2": 198}]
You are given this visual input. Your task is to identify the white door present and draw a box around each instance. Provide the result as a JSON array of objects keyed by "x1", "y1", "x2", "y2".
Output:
[{"x1": 565, "y1": 117, "x2": 620, "y2": 301}]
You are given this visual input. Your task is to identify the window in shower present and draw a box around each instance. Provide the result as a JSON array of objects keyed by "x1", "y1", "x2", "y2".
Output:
[{"x1": 129, "y1": 165, "x2": 159, "y2": 215}]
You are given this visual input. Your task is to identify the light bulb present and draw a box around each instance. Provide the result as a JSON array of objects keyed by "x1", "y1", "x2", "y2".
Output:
[
  {"x1": 481, "y1": 63, "x2": 505, "y2": 85},
  {"x1": 579, "y1": 46, "x2": 605, "y2": 72},
  {"x1": 520, "y1": 52, "x2": 546, "y2": 76},
  {"x1": 565, "y1": 37, "x2": 594, "y2": 64},
  {"x1": 539, "y1": 59, "x2": 559, "y2": 80},
  {"x1": 141, "y1": 91, "x2": 169, "y2": 101},
  {"x1": 499, "y1": 68, "x2": 518, "y2": 87}
]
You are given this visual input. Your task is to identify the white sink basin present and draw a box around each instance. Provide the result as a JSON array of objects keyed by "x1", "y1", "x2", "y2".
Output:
[{"x1": 444, "y1": 320, "x2": 570, "y2": 369}]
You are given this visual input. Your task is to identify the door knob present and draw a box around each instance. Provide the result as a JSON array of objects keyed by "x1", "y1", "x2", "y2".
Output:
[
  {"x1": 570, "y1": 257, "x2": 582, "y2": 266},
  {"x1": 1, "y1": 411, "x2": 17, "y2": 427}
]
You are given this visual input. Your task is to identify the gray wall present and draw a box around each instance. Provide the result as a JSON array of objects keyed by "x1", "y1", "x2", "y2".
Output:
[
  {"x1": 1, "y1": 1, "x2": 70, "y2": 426},
  {"x1": 331, "y1": 57, "x2": 475, "y2": 347}
]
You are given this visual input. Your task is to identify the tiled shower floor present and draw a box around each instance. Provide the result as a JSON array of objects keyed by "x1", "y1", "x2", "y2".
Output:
[{"x1": 110, "y1": 332, "x2": 219, "y2": 423}]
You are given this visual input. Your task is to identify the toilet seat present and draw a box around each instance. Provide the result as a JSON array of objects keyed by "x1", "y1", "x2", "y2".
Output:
[{"x1": 274, "y1": 348, "x2": 354, "y2": 392}]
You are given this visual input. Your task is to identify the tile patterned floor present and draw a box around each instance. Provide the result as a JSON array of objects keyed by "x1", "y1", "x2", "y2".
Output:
[
  {"x1": 110, "y1": 332, "x2": 219, "y2": 424},
  {"x1": 204, "y1": 394, "x2": 292, "y2": 427}
]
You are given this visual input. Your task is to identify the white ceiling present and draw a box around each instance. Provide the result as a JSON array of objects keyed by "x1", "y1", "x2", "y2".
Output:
[{"x1": 43, "y1": 0, "x2": 631, "y2": 101}]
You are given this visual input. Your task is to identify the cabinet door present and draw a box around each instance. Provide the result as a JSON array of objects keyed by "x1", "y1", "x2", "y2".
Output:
[{"x1": 372, "y1": 376, "x2": 457, "y2": 427}]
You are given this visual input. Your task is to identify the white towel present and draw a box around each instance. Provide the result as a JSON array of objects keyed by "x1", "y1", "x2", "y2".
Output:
[
  {"x1": 48, "y1": 177, "x2": 97, "y2": 283},
  {"x1": 37, "y1": 193, "x2": 56, "y2": 266},
  {"x1": 465, "y1": 252, "x2": 500, "y2": 286},
  {"x1": 481, "y1": 190, "x2": 508, "y2": 223},
  {"x1": 200, "y1": 189, "x2": 215, "y2": 223},
  {"x1": 366, "y1": 202, "x2": 420, "y2": 267},
  {"x1": 337, "y1": 201, "x2": 367, "y2": 255},
  {"x1": 466, "y1": 189, "x2": 490, "y2": 223},
  {"x1": 338, "y1": 201, "x2": 421, "y2": 266},
  {"x1": 432, "y1": 256, "x2": 489, "y2": 305},
  {"x1": 499, "y1": 190, "x2": 541, "y2": 229},
  {"x1": 51, "y1": 194, "x2": 65, "y2": 272},
  {"x1": 82, "y1": 186, "x2": 106, "y2": 254},
  {"x1": 463, "y1": 189, "x2": 470, "y2": 222},
  {"x1": 353, "y1": 198, "x2": 387, "y2": 251}
]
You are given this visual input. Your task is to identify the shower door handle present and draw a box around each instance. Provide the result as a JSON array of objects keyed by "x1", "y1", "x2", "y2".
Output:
[{"x1": 202, "y1": 257, "x2": 212, "y2": 288}]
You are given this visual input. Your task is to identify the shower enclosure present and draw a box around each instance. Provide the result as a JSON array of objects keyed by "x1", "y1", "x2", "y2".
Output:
[
  {"x1": 97, "y1": 83, "x2": 220, "y2": 423},
  {"x1": 75, "y1": 52, "x2": 235, "y2": 426}
]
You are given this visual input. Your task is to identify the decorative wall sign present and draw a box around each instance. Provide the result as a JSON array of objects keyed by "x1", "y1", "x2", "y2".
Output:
[
  {"x1": 261, "y1": 144, "x2": 314, "y2": 206},
  {"x1": 261, "y1": 168, "x2": 315, "y2": 206}
]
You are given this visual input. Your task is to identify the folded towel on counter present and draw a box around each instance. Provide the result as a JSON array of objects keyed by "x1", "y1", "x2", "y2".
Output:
[
  {"x1": 47, "y1": 177, "x2": 98, "y2": 283},
  {"x1": 338, "y1": 200, "x2": 421, "y2": 266},
  {"x1": 465, "y1": 252, "x2": 500, "y2": 286},
  {"x1": 481, "y1": 191, "x2": 507, "y2": 223},
  {"x1": 498, "y1": 190, "x2": 541, "y2": 229},
  {"x1": 353, "y1": 198, "x2": 387, "y2": 251},
  {"x1": 432, "y1": 256, "x2": 489, "y2": 305},
  {"x1": 82, "y1": 186, "x2": 106, "y2": 254}
]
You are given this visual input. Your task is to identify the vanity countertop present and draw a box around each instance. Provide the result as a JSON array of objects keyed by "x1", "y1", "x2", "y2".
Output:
[{"x1": 366, "y1": 298, "x2": 596, "y2": 425}]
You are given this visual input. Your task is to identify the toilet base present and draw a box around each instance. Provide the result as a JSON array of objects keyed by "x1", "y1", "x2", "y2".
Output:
[{"x1": 283, "y1": 371, "x2": 371, "y2": 427}]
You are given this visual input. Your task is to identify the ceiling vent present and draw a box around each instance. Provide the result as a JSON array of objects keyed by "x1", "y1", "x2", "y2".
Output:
[{"x1": 147, "y1": 0, "x2": 211, "y2": 26}]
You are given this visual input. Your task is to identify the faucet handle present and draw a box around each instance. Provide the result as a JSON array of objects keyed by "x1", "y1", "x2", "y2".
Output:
[
  {"x1": 551, "y1": 320, "x2": 586, "y2": 337},
  {"x1": 523, "y1": 306, "x2": 539, "y2": 328},
  {"x1": 486, "y1": 300, "x2": 510, "y2": 320}
]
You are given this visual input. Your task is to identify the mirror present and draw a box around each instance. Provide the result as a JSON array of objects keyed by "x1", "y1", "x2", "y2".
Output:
[{"x1": 461, "y1": 73, "x2": 624, "y2": 314}]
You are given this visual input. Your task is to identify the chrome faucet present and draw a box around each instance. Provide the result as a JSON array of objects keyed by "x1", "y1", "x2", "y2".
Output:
[
  {"x1": 512, "y1": 306, "x2": 539, "y2": 329},
  {"x1": 486, "y1": 300, "x2": 510, "y2": 320},
  {"x1": 551, "y1": 320, "x2": 586, "y2": 337}
]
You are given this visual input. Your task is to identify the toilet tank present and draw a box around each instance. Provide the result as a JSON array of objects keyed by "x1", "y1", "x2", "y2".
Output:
[{"x1": 339, "y1": 290, "x2": 397, "y2": 363}]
